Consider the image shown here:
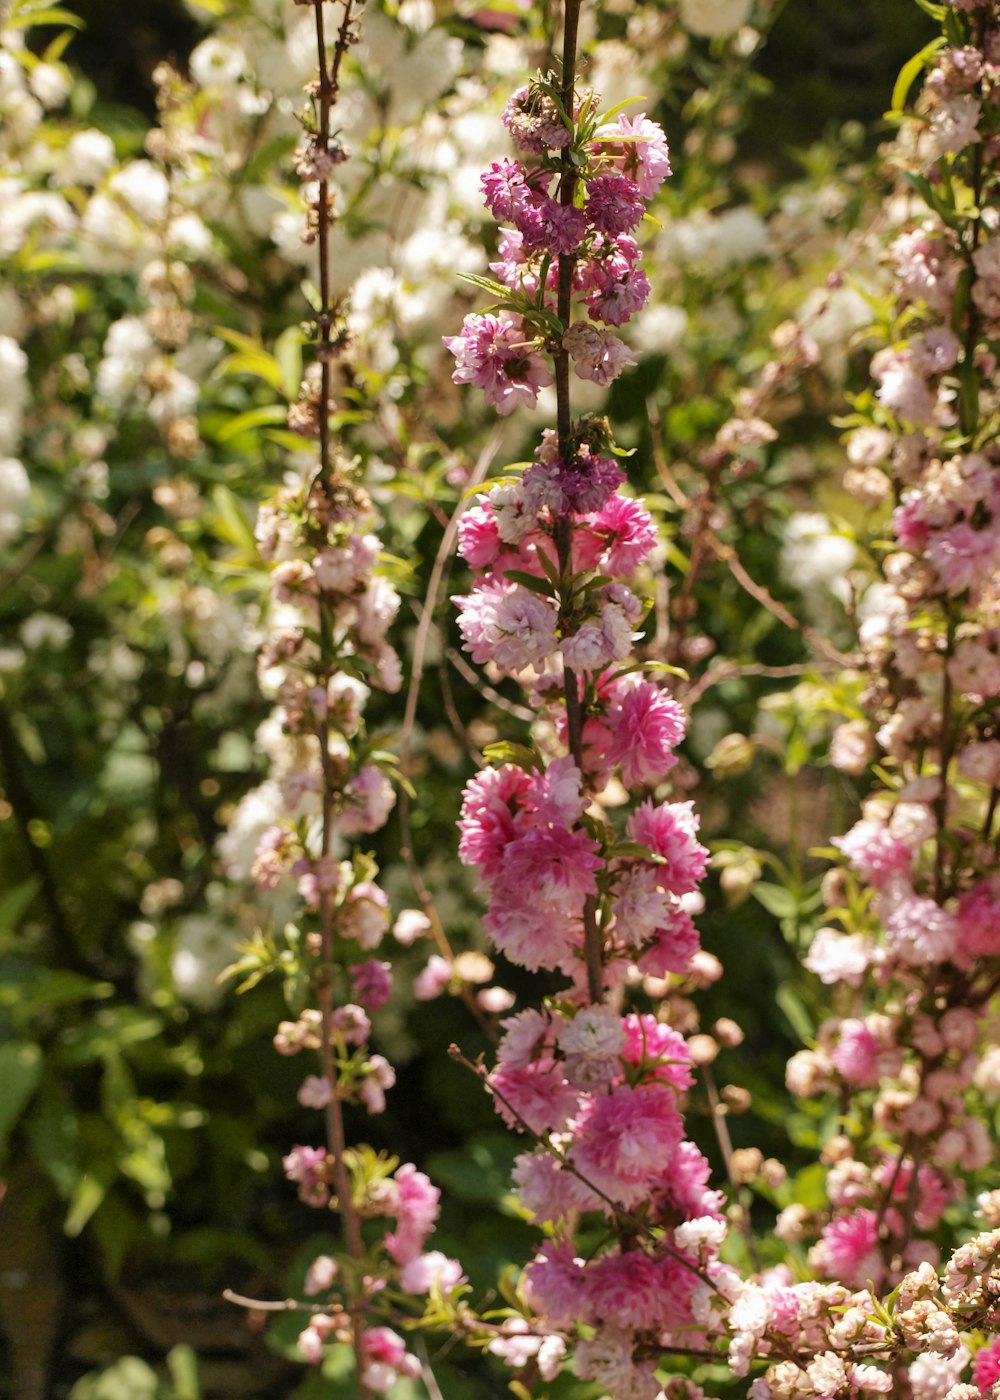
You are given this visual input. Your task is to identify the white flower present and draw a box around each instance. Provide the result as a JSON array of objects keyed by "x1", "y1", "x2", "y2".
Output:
[
  {"x1": 0, "y1": 336, "x2": 28, "y2": 454},
  {"x1": 679, "y1": 0, "x2": 753, "y2": 37},
  {"x1": 28, "y1": 62, "x2": 71, "y2": 108},
  {"x1": 779, "y1": 511, "x2": 856, "y2": 594},
  {"x1": 109, "y1": 161, "x2": 170, "y2": 224},
  {"x1": 62, "y1": 129, "x2": 116, "y2": 185},
  {"x1": 171, "y1": 915, "x2": 235, "y2": 1011},
  {"x1": 189, "y1": 36, "x2": 247, "y2": 88},
  {"x1": 0, "y1": 456, "x2": 29, "y2": 545},
  {"x1": 20, "y1": 613, "x2": 71, "y2": 650}
]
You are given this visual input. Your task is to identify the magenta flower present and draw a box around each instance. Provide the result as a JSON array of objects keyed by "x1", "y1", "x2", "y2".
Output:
[
  {"x1": 515, "y1": 192, "x2": 589, "y2": 255},
  {"x1": 627, "y1": 799, "x2": 708, "y2": 896},
  {"x1": 499, "y1": 821, "x2": 602, "y2": 909},
  {"x1": 810, "y1": 1210, "x2": 883, "y2": 1289},
  {"x1": 570, "y1": 1082, "x2": 684, "y2": 1209},
  {"x1": 443, "y1": 311, "x2": 552, "y2": 414},
  {"x1": 584, "y1": 172, "x2": 646, "y2": 235},
  {"x1": 457, "y1": 762, "x2": 532, "y2": 877},
  {"x1": 479, "y1": 157, "x2": 530, "y2": 219},
  {"x1": 973, "y1": 1338, "x2": 1000, "y2": 1395},
  {"x1": 604, "y1": 680, "x2": 685, "y2": 787}
]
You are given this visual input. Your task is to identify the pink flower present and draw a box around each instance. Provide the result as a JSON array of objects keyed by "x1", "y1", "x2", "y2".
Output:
[
  {"x1": 657, "y1": 1139, "x2": 725, "y2": 1220},
  {"x1": 297, "y1": 1074, "x2": 333, "y2": 1108},
  {"x1": 351, "y1": 958, "x2": 393, "y2": 1010},
  {"x1": 810, "y1": 1209, "x2": 882, "y2": 1289},
  {"x1": 832, "y1": 1018, "x2": 895, "y2": 1088},
  {"x1": 570, "y1": 1083, "x2": 684, "y2": 1208},
  {"x1": 972, "y1": 1337, "x2": 1000, "y2": 1393},
  {"x1": 361, "y1": 1327, "x2": 420, "y2": 1395},
  {"x1": 500, "y1": 823, "x2": 603, "y2": 907},
  {"x1": 513, "y1": 1147, "x2": 600, "y2": 1220},
  {"x1": 635, "y1": 909, "x2": 701, "y2": 975},
  {"x1": 594, "y1": 112, "x2": 672, "y2": 198},
  {"x1": 804, "y1": 927, "x2": 873, "y2": 987},
  {"x1": 882, "y1": 891, "x2": 959, "y2": 967},
  {"x1": 399, "y1": 1250, "x2": 465, "y2": 1295},
  {"x1": 612, "y1": 864, "x2": 675, "y2": 947},
  {"x1": 577, "y1": 1250, "x2": 671, "y2": 1329},
  {"x1": 585, "y1": 262, "x2": 651, "y2": 326},
  {"x1": 585, "y1": 492, "x2": 659, "y2": 575},
  {"x1": 443, "y1": 311, "x2": 552, "y2": 414},
  {"x1": 514, "y1": 192, "x2": 589, "y2": 255},
  {"x1": 483, "y1": 899, "x2": 579, "y2": 970},
  {"x1": 833, "y1": 819, "x2": 912, "y2": 888},
  {"x1": 454, "y1": 578, "x2": 559, "y2": 672},
  {"x1": 497, "y1": 1008, "x2": 552, "y2": 1066},
  {"x1": 384, "y1": 1163, "x2": 440, "y2": 1264},
  {"x1": 458, "y1": 763, "x2": 532, "y2": 877},
  {"x1": 457, "y1": 502, "x2": 501, "y2": 568},
  {"x1": 490, "y1": 1057, "x2": 581, "y2": 1134},
  {"x1": 524, "y1": 1239, "x2": 584, "y2": 1327},
  {"x1": 621, "y1": 1013, "x2": 693, "y2": 1092},
  {"x1": 604, "y1": 679, "x2": 685, "y2": 787},
  {"x1": 339, "y1": 764, "x2": 396, "y2": 836},
  {"x1": 627, "y1": 799, "x2": 708, "y2": 896},
  {"x1": 479, "y1": 157, "x2": 530, "y2": 219},
  {"x1": 957, "y1": 883, "x2": 1000, "y2": 958},
  {"x1": 282, "y1": 1144, "x2": 331, "y2": 1207},
  {"x1": 584, "y1": 172, "x2": 646, "y2": 235},
  {"x1": 927, "y1": 521, "x2": 998, "y2": 595},
  {"x1": 413, "y1": 953, "x2": 452, "y2": 1000}
]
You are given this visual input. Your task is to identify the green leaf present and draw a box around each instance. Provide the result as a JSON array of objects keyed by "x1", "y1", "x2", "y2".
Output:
[
  {"x1": 751, "y1": 881, "x2": 800, "y2": 919},
  {"x1": 210, "y1": 484, "x2": 257, "y2": 552},
  {"x1": 274, "y1": 324, "x2": 305, "y2": 401},
  {"x1": 890, "y1": 38, "x2": 945, "y2": 116},
  {"x1": 211, "y1": 403, "x2": 288, "y2": 442},
  {"x1": 0, "y1": 1042, "x2": 42, "y2": 1149},
  {"x1": 68, "y1": 1357, "x2": 162, "y2": 1400},
  {"x1": 0, "y1": 877, "x2": 40, "y2": 935},
  {"x1": 481, "y1": 741, "x2": 539, "y2": 771},
  {"x1": 500, "y1": 569, "x2": 555, "y2": 598},
  {"x1": 7, "y1": 5, "x2": 84, "y2": 29},
  {"x1": 65, "y1": 1170, "x2": 111, "y2": 1237},
  {"x1": 166, "y1": 1348, "x2": 200, "y2": 1400},
  {"x1": 776, "y1": 983, "x2": 814, "y2": 1043}
]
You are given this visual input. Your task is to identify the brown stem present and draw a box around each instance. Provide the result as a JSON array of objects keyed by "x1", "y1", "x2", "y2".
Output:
[
  {"x1": 223, "y1": 1290, "x2": 328, "y2": 1315},
  {"x1": 700, "y1": 1065, "x2": 762, "y2": 1272},
  {"x1": 934, "y1": 616, "x2": 956, "y2": 903},
  {"x1": 311, "y1": 4, "x2": 369, "y2": 1393},
  {"x1": 313, "y1": 0, "x2": 355, "y2": 489},
  {"x1": 551, "y1": 0, "x2": 602, "y2": 1006},
  {"x1": 317, "y1": 775, "x2": 368, "y2": 1394}
]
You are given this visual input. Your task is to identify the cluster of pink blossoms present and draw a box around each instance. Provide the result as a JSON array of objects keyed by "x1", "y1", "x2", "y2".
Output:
[
  {"x1": 444, "y1": 88, "x2": 670, "y2": 414},
  {"x1": 443, "y1": 72, "x2": 740, "y2": 1400},
  {"x1": 751, "y1": 4, "x2": 1000, "y2": 1395},
  {"x1": 240, "y1": 466, "x2": 463, "y2": 1388}
]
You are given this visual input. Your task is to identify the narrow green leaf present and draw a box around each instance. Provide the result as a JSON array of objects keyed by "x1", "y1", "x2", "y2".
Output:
[
  {"x1": 501, "y1": 569, "x2": 556, "y2": 598},
  {"x1": 210, "y1": 484, "x2": 257, "y2": 552},
  {"x1": 0, "y1": 1042, "x2": 42, "y2": 1149},
  {"x1": 891, "y1": 38, "x2": 945, "y2": 116}
]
